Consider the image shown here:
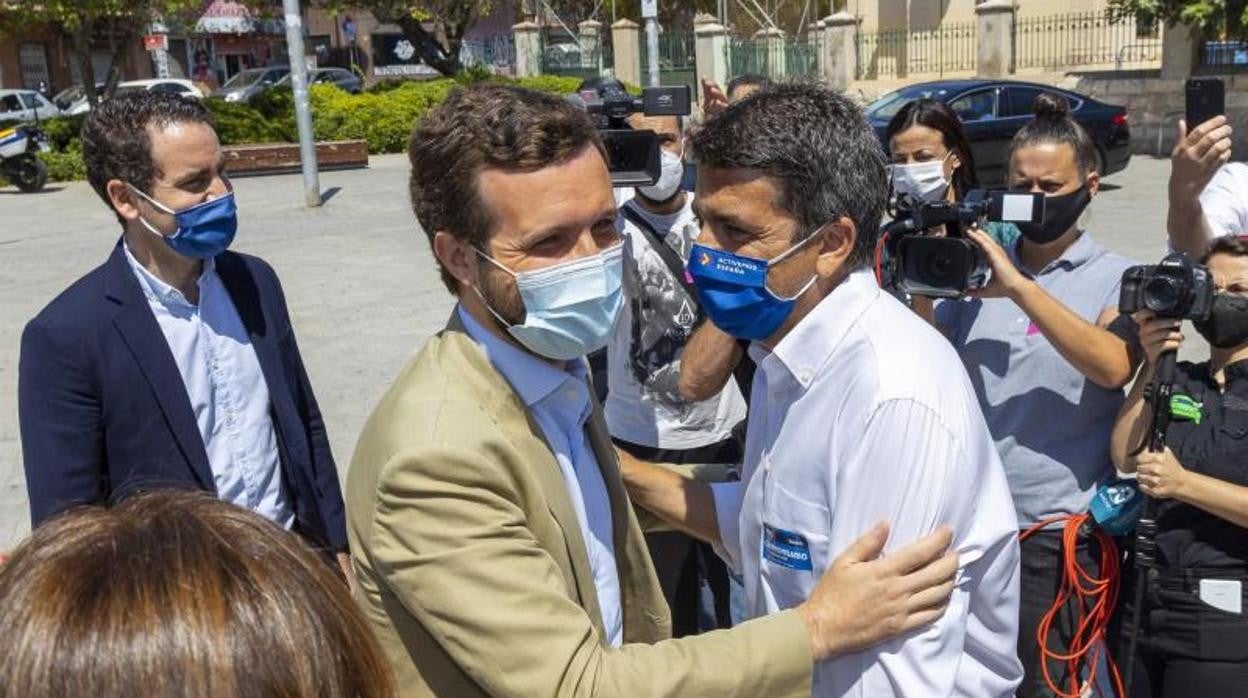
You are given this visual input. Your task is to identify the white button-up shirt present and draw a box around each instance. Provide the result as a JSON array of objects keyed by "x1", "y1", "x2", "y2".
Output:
[
  {"x1": 124, "y1": 244, "x2": 292, "y2": 528},
  {"x1": 713, "y1": 270, "x2": 1023, "y2": 697},
  {"x1": 459, "y1": 306, "x2": 623, "y2": 646}
]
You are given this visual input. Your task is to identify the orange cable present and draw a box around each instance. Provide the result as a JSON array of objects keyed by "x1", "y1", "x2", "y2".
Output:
[{"x1": 1020, "y1": 514, "x2": 1125, "y2": 698}]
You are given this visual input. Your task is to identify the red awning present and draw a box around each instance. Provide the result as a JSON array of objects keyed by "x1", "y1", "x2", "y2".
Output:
[{"x1": 195, "y1": 0, "x2": 283, "y2": 35}]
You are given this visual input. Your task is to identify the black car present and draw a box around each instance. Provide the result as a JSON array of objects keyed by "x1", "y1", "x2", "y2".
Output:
[{"x1": 866, "y1": 79, "x2": 1131, "y2": 186}]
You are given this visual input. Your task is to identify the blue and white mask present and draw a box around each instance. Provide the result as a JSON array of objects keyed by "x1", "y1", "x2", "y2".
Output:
[{"x1": 476, "y1": 244, "x2": 625, "y2": 361}]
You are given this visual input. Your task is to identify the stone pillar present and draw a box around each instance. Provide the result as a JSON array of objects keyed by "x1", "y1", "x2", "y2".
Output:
[
  {"x1": 975, "y1": 0, "x2": 1015, "y2": 78},
  {"x1": 1161, "y1": 22, "x2": 1199, "y2": 79},
  {"x1": 513, "y1": 21, "x2": 541, "y2": 78},
  {"x1": 612, "y1": 19, "x2": 642, "y2": 86},
  {"x1": 694, "y1": 14, "x2": 729, "y2": 98},
  {"x1": 579, "y1": 19, "x2": 602, "y2": 71},
  {"x1": 822, "y1": 12, "x2": 857, "y2": 91},
  {"x1": 757, "y1": 27, "x2": 786, "y2": 79}
]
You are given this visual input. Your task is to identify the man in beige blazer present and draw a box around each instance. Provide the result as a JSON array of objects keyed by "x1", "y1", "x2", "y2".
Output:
[{"x1": 346, "y1": 83, "x2": 959, "y2": 697}]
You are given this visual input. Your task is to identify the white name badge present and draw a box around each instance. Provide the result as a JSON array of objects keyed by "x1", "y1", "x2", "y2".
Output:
[{"x1": 1199, "y1": 579, "x2": 1243, "y2": 614}]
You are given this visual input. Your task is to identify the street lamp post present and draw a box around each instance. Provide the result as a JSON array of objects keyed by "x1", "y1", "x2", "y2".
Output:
[{"x1": 281, "y1": 0, "x2": 322, "y2": 208}]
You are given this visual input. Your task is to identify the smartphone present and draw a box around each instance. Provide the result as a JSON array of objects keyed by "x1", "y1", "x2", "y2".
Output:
[{"x1": 1185, "y1": 77, "x2": 1225, "y2": 130}]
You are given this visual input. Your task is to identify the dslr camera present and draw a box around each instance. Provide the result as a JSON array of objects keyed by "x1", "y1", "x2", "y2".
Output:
[
  {"x1": 575, "y1": 77, "x2": 691, "y2": 187},
  {"x1": 882, "y1": 189, "x2": 1045, "y2": 298},
  {"x1": 1119, "y1": 253, "x2": 1214, "y2": 320}
]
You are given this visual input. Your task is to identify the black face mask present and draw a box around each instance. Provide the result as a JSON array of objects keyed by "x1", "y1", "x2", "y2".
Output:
[
  {"x1": 1017, "y1": 186, "x2": 1091, "y2": 244},
  {"x1": 1194, "y1": 293, "x2": 1248, "y2": 349}
]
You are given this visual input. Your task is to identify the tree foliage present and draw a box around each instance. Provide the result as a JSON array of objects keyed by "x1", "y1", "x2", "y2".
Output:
[
  {"x1": 1108, "y1": 0, "x2": 1248, "y2": 38},
  {"x1": 0, "y1": 0, "x2": 258, "y2": 105}
]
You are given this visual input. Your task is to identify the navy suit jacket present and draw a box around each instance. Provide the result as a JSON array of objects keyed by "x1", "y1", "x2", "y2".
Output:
[{"x1": 19, "y1": 242, "x2": 347, "y2": 551}]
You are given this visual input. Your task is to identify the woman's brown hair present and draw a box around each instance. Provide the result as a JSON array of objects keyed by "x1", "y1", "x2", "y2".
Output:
[
  {"x1": 884, "y1": 97, "x2": 980, "y2": 198},
  {"x1": 0, "y1": 490, "x2": 393, "y2": 698}
]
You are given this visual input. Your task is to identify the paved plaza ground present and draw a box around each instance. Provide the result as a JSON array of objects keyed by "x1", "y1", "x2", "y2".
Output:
[{"x1": 0, "y1": 152, "x2": 1202, "y2": 549}]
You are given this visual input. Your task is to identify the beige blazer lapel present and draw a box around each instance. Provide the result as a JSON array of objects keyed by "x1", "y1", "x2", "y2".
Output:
[{"x1": 443, "y1": 312, "x2": 608, "y2": 642}]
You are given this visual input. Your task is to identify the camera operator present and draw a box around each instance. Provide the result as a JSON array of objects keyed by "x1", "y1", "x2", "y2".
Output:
[
  {"x1": 933, "y1": 93, "x2": 1143, "y2": 696},
  {"x1": 1110, "y1": 236, "x2": 1248, "y2": 697},
  {"x1": 885, "y1": 98, "x2": 1019, "y2": 247},
  {"x1": 884, "y1": 98, "x2": 1019, "y2": 314}
]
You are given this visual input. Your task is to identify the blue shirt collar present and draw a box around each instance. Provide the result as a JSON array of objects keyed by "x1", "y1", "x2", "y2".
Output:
[{"x1": 456, "y1": 304, "x2": 587, "y2": 408}]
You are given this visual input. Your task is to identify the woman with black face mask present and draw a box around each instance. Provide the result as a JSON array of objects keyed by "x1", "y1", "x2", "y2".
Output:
[
  {"x1": 1110, "y1": 236, "x2": 1248, "y2": 697},
  {"x1": 934, "y1": 92, "x2": 1144, "y2": 697}
]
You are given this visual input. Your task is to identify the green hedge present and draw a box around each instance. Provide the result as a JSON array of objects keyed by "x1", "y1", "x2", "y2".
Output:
[{"x1": 8, "y1": 74, "x2": 589, "y2": 185}]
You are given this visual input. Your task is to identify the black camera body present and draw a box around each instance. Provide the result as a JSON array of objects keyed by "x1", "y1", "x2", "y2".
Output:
[
  {"x1": 576, "y1": 78, "x2": 691, "y2": 187},
  {"x1": 1119, "y1": 253, "x2": 1214, "y2": 321},
  {"x1": 885, "y1": 189, "x2": 1045, "y2": 298}
]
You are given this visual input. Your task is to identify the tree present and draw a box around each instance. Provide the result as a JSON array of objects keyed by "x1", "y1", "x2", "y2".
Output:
[
  {"x1": 1108, "y1": 0, "x2": 1248, "y2": 39},
  {"x1": 320, "y1": 0, "x2": 500, "y2": 76},
  {"x1": 0, "y1": 0, "x2": 236, "y2": 106}
]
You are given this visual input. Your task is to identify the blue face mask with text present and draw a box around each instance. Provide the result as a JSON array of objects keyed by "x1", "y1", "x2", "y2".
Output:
[{"x1": 687, "y1": 233, "x2": 820, "y2": 342}]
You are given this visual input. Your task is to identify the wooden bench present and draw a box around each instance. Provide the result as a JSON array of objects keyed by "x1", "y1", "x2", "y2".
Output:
[{"x1": 223, "y1": 140, "x2": 369, "y2": 177}]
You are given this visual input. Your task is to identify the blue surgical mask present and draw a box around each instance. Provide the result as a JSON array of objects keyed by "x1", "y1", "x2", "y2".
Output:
[
  {"x1": 688, "y1": 233, "x2": 820, "y2": 341},
  {"x1": 475, "y1": 244, "x2": 625, "y2": 361},
  {"x1": 129, "y1": 184, "x2": 238, "y2": 259}
]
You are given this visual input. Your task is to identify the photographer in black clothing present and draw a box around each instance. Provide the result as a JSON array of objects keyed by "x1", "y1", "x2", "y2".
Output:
[{"x1": 1111, "y1": 235, "x2": 1248, "y2": 697}]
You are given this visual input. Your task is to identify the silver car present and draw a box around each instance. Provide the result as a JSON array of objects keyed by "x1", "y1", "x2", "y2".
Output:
[{"x1": 214, "y1": 67, "x2": 291, "y2": 104}]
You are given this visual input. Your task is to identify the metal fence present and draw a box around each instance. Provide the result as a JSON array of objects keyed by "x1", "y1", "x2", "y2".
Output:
[
  {"x1": 1202, "y1": 40, "x2": 1248, "y2": 68},
  {"x1": 1012, "y1": 11, "x2": 1162, "y2": 71},
  {"x1": 855, "y1": 22, "x2": 976, "y2": 80},
  {"x1": 727, "y1": 35, "x2": 820, "y2": 81},
  {"x1": 640, "y1": 30, "x2": 696, "y2": 91},
  {"x1": 539, "y1": 31, "x2": 610, "y2": 81},
  {"x1": 461, "y1": 34, "x2": 515, "y2": 70}
]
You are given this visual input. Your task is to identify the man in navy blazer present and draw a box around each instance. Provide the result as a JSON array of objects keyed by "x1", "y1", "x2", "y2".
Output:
[{"x1": 18, "y1": 92, "x2": 348, "y2": 573}]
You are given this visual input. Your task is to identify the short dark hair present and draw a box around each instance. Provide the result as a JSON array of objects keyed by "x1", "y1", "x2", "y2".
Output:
[
  {"x1": 0, "y1": 490, "x2": 394, "y2": 697},
  {"x1": 1009, "y1": 92, "x2": 1099, "y2": 177},
  {"x1": 691, "y1": 81, "x2": 887, "y2": 269},
  {"x1": 81, "y1": 91, "x2": 216, "y2": 208},
  {"x1": 727, "y1": 74, "x2": 770, "y2": 99},
  {"x1": 1202, "y1": 235, "x2": 1248, "y2": 264},
  {"x1": 885, "y1": 97, "x2": 980, "y2": 198},
  {"x1": 408, "y1": 84, "x2": 605, "y2": 294}
]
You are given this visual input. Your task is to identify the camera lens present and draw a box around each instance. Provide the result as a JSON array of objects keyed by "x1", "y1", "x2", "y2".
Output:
[
  {"x1": 1143, "y1": 276, "x2": 1181, "y2": 315},
  {"x1": 924, "y1": 252, "x2": 956, "y2": 284}
]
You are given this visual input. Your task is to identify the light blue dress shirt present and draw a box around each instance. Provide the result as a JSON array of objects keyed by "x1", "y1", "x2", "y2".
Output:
[
  {"x1": 124, "y1": 244, "x2": 293, "y2": 528},
  {"x1": 458, "y1": 305, "x2": 623, "y2": 647}
]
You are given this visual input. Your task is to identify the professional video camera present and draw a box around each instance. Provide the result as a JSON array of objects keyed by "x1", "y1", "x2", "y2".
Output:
[
  {"x1": 1119, "y1": 253, "x2": 1215, "y2": 320},
  {"x1": 881, "y1": 189, "x2": 1045, "y2": 298},
  {"x1": 575, "y1": 77, "x2": 691, "y2": 187}
]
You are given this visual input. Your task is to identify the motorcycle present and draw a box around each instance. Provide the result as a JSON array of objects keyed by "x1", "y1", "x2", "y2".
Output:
[{"x1": 0, "y1": 124, "x2": 50, "y2": 193}]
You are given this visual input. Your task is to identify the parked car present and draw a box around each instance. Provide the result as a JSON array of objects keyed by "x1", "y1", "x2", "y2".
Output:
[
  {"x1": 276, "y1": 68, "x2": 362, "y2": 94},
  {"x1": 866, "y1": 79, "x2": 1131, "y2": 186},
  {"x1": 214, "y1": 67, "x2": 291, "y2": 104},
  {"x1": 0, "y1": 89, "x2": 61, "y2": 124},
  {"x1": 51, "y1": 83, "x2": 104, "y2": 111},
  {"x1": 62, "y1": 79, "x2": 205, "y2": 116}
]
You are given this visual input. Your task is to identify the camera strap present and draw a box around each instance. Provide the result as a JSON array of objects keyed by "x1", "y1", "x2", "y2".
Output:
[
  {"x1": 621, "y1": 203, "x2": 702, "y2": 304},
  {"x1": 621, "y1": 201, "x2": 755, "y2": 406}
]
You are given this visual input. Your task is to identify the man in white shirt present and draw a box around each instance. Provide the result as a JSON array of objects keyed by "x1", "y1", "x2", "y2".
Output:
[
  {"x1": 608, "y1": 113, "x2": 748, "y2": 633},
  {"x1": 621, "y1": 82, "x2": 1024, "y2": 696},
  {"x1": 1166, "y1": 115, "x2": 1244, "y2": 256}
]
